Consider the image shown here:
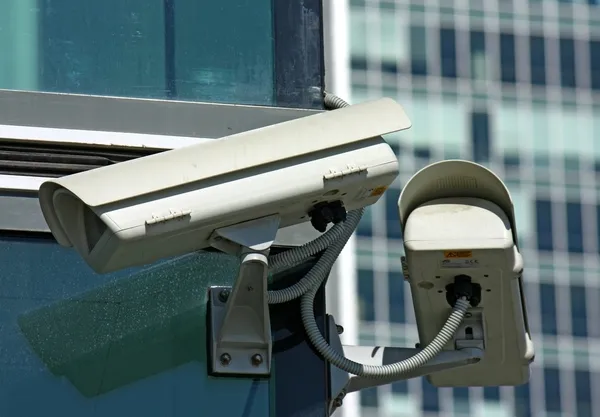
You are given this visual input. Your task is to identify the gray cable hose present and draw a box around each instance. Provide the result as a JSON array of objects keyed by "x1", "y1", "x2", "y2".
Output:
[
  {"x1": 267, "y1": 208, "x2": 363, "y2": 304},
  {"x1": 301, "y1": 290, "x2": 471, "y2": 377}
]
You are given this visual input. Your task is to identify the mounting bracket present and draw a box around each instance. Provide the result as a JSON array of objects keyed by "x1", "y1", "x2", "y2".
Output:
[
  {"x1": 326, "y1": 315, "x2": 484, "y2": 415},
  {"x1": 207, "y1": 215, "x2": 280, "y2": 377}
]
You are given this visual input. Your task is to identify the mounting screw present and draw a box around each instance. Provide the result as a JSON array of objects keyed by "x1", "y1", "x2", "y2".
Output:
[
  {"x1": 218, "y1": 289, "x2": 230, "y2": 303},
  {"x1": 336, "y1": 324, "x2": 344, "y2": 334},
  {"x1": 251, "y1": 354, "x2": 263, "y2": 366},
  {"x1": 220, "y1": 353, "x2": 231, "y2": 366},
  {"x1": 333, "y1": 397, "x2": 343, "y2": 407}
]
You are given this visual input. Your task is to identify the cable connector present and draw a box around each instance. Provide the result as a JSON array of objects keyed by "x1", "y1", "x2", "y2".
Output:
[{"x1": 445, "y1": 275, "x2": 481, "y2": 308}]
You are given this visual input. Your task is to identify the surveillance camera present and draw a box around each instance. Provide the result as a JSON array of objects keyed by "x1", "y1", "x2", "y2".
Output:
[
  {"x1": 398, "y1": 160, "x2": 534, "y2": 387},
  {"x1": 38, "y1": 98, "x2": 412, "y2": 274}
]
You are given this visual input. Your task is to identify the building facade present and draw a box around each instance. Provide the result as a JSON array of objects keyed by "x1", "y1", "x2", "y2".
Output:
[{"x1": 348, "y1": 1, "x2": 600, "y2": 416}]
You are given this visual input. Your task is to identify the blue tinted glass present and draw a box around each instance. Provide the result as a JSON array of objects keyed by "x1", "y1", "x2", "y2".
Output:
[
  {"x1": 422, "y1": 379, "x2": 440, "y2": 412},
  {"x1": 540, "y1": 283, "x2": 558, "y2": 335},
  {"x1": 571, "y1": 285, "x2": 588, "y2": 337},
  {"x1": 575, "y1": 371, "x2": 592, "y2": 417},
  {"x1": 358, "y1": 269, "x2": 375, "y2": 322},
  {"x1": 388, "y1": 272, "x2": 406, "y2": 323},
  {"x1": 440, "y1": 28, "x2": 457, "y2": 78},
  {"x1": 391, "y1": 381, "x2": 408, "y2": 394},
  {"x1": 453, "y1": 387, "x2": 470, "y2": 414},
  {"x1": 514, "y1": 383, "x2": 532, "y2": 417},
  {"x1": 484, "y1": 386, "x2": 500, "y2": 401},
  {"x1": 544, "y1": 368, "x2": 561, "y2": 412},
  {"x1": 559, "y1": 37, "x2": 577, "y2": 88},
  {"x1": 360, "y1": 387, "x2": 379, "y2": 407},
  {"x1": 530, "y1": 36, "x2": 546, "y2": 86},
  {"x1": 0, "y1": 0, "x2": 324, "y2": 108},
  {"x1": 471, "y1": 111, "x2": 491, "y2": 162},
  {"x1": 536, "y1": 200, "x2": 554, "y2": 251},
  {"x1": 566, "y1": 202, "x2": 584, "y2": 253},
  {"x1": 0, "y1": 237, "x2": 269, "y2": 417},
  {"x1": 591, "y1": 40, "x2": 600, "y2": 91},
  {"x1": 500, "y1": 33, "x2": 517, "y2": 84},
  {"x1": 470, "y1": 30, "x2": 486, "y2": 80},
  {"x1": 357, "y1": 206, "x2": 374, "y2": 237},
  {"x1": 410, "y1": 26, "x2": 428, "y2": 76},
  {"x1": 386, "y1": 189, "x2": 402, "y2": 239}
]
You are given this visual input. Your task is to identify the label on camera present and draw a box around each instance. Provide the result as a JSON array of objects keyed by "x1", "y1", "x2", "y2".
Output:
[{"x1": 440, "y1": 259, "x2": 480, "y2": 269}]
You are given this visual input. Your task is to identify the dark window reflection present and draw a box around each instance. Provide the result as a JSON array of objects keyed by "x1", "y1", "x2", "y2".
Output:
[
  {"x1": 470, "y1": 30, "x2": 486, "y2": 80},
  {"x1": 440, "y1": 28, "x2": 457, "y2": 78},
  {"x1": 571, "y1": 285, "x2": 588, "y2": 338},
  {"x1": 500, "y1": 33, "x2": 517, "y2": 84},
  {"x1": 388, "y1": 271, "x2": 405, "y2": 323},
  {"x1": 544, "y1": 368, "x2": 561, "y2": 412},
  {"x1": 530, "y1": 35, "x2": 546, "y2": 86},
  {"x1": 536, "y1": 200, "x2": 554, "y2": 251},
  {"x1": 360, "y1": 387, "x2": 379, "y2": 407},
  {"x1": 483, "y1": 386, "x2": 500, "y2": 401},
  {"x1": 575, "y1": 371, "x2": 592, "y2": 417},
  {"x1": 0, "y1": 237, "x2": 270, "y2": 416},
  {"x1": 566, "y1": 202, "x2": 584, "y2": 253},
  {"x1": 410, "y1": 26, "x2": 428, "y2": 76},
  {"x1": 591, "y1": 40, "x2": 600, "y2": 91},
  {"x1": 471, "y1": 111, "x2": 491, "y2": 162},
  {"x1": 391, "y1": 381, "x2": 408, "y2": 394},
  {"x1": 514, "y1": 383, "x2": 532, "y2": 417},
  {"x1": 559, "y1": 37, "x2": 577, "y2": 88},
  {"x1": 422, "y1": 379, "x2": 440, "y2": 412},
  {"x1": 386, "y1": 189, "x2": 402, "y2": 239},
  {"x1": 358, "y1": 269, "x2": 376, "y2": 322},
  {"x1": 540, "y1": 283, "x2": 558, "y2": 335}
]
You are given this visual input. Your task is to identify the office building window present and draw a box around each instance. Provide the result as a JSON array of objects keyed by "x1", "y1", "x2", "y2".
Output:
[
  {"x1": 540, "y1": 283, "x2": 558, "y2": 335},
  {"x1": 575, "y1": 371, "x2": 592, "y2": 417},
  {"x1": 358, "y1": 269, "x2": 376, "y2": 322},
  {"x1": 470, "y1": 30, "x2": 487, "y2": 80},
  {"x1": 514, "y1": 383, "x2": 532, "y2": 417},
  {"x1": 484, "y1": 386, "x2": 501, "y2": 402},
  {"x1": 566, "y1": 202, "x2": 584, "y2": 253},
  {"x1": 500, "y1": 33, "x2": 517, "y2": 84},
  {"x1": 440, "y1": 28, "x2": 457, "y2": 78},
  {"x1": 536, "y1": 200, "x2": 554, "y2": 251},
  {"x1": 471, "y1": 110, "x2": 491, "y2": 162},
  {"x1": 559, "y1": 37, "x2": 577, "y2": 88},
  {"x1": 410, "y1": 26, "x2": 428, "y2": 76},
  {"x1": 591, "y1": 40, "x2": 600, "y2": 91},
  {"x1": 422, "y1": 379, "x2": 440, "y2": 412},
  {"x1": 357, "y1": 206, "x2": 374, "y2": 237},
  {"x1": 389, "y1": 272, "x2": 406, "y2": 323},
  {"x1": 530, "y1": 35, "x2": 546, "y2": 86},
  {"x1": 360, "y1": 387, "x2": 379, "y2": 407},
  {"x1": 544, "y1": 368, "x2": 561, "y2": 413},
  {"x1": 391, "y1": 381, "x2": 408, "y2": 394},
  {"x1": 453, "y1": 388, "x2": 470, "y2": 413},
  {"x1": 386, "y1": 189, "x2": 403, "y2": 240},
  {"x1": 571, "y1": 285, "x2": 588, "y2": 338}
]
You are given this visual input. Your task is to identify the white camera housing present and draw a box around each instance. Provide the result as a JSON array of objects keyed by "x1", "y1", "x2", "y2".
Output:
[
  {"x1": 399, "y1": 160, "x2": 534, "y2": 387},
  {"x1": 38, "y1": 98, "x2": 411, "y2": 273}
]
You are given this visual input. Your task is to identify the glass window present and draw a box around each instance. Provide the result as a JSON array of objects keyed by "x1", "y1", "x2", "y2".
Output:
[
  {"x1": 544, "y1": 368, "x2": 561, "y2": 412},
  {"x1": 410, "y1": 26, "x2": 428, "y2": 76},
  {"x1": 566, "y1": 202, "x2": 584, "y2": 253},
  {"x1": 380, "y1": 12, "x2": 408, "y2": 75},
  {"x1": 386, "y1": 188, "x2": 402, "y2": 240},
  {"x1": 530, "y1": 35, "x2": 546, "y2": 86},
  {"x1": 575, "y1": 371, "x2": 592, "y2": 417},
  {"x1": 391, "y1": 381, "x2": 408, "y2": 394},
  {"x1": 540, "y1": 283, "x2": 558, "y2": 335},
  {"x1": 360, "y1": 387, "x2": 379, "y2": 407},
  {"x1": 470, "y1": 30, "x2": 487, "y2": 80},
  {"x1": 0, "y1": 0, "x2": 324, "y2": 109},
  {"x1": 357, "y1": 206, "x2": 374, "y2": 237},
  {"x1": 350, "y1": 8, "x2": 368, "y2": 60},
  {"x1": 513, "y1": 383, "x2": 531, "y2": 417},
  {"x1": 0, "y1": 236, "x2": 268, "y2": 416},
  {"x1": 421, "y1": 379, "x2": 440, "y2": 412},
  {"x1": 571, "y1": 285, "x2": 588, "y2": 338},
  {"x1": 536, "y1": 200, "x2": 554, "y2": 251},
  {"x1": 358, "y1": 269, "x2": 376, "y2": 322},
  {"x1": 559, "y1": 37, "x2": 577, "y2": 89},
  {"x1": 496, "y1": 102, "x2": 523, "y2": 153},
  {"x1": 500, "y1": 33, "x2": 517, "y2": 84},
  {"x1": 389, "y1": 272, "x2": 406, "y2": 323},
  {"x1": 483, "y1": 386, "x2": 501, "y2": 401},
  {"x1": 471, "y1": 111, "x2": 491, "y2": 162},
  {"x1": 590, "y1": 40, "x2": 600, "y2": 91},
  {"x1": 440, "y1": 28, "x2": 457, "y2": 78}
]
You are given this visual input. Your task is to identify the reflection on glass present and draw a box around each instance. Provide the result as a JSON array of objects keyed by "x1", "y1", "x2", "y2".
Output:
[
  {"x1": 559, "y1": 37, "x2": 577, "y2": 89},
  {"x1": 0, "y1": 237, "x2": 269, "y2": 416},
  {"x1": 470, "y1": 31, "x2": 486, "y2": 81},
  {"x1": 410, "y1": 26, "x2": 428, "y2": 76},
  {"x1": 530, "y1": 35, "x2": 546, "y2": 86},
  {"x1": 500, "y1": 33, "x2": 517, "y2": 84},
  {"x1": 439, "y1": 28, "x2": 457, "y2": 78},
  {"x1": 0, "y1": 0, "x2": 324, "y2": 108},
  {"x1": 357, "y1": 269, "x2": 375, "y2": 322}
]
